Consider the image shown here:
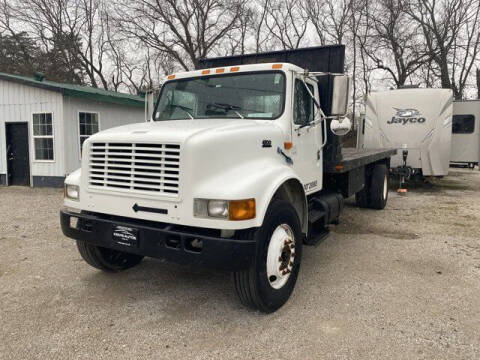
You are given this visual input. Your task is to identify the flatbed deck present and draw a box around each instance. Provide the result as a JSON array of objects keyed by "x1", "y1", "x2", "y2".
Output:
[{"x1": 325, "y1": 148, "x2": 397, "y2": 174}]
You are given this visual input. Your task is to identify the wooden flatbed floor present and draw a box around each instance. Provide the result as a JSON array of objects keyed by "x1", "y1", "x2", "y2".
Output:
[{"x1": 325, "y1": 148, "x2": 397, "y2": 174}]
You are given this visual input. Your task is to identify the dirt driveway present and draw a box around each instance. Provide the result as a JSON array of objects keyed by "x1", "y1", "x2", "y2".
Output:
[{"x1": 1, "y1": 169, "x2": 480, "y2": 359}]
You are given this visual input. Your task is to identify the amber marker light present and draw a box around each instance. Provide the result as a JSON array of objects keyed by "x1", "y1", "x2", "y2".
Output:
[
  {"x1": 202, "y1": 69, "x2": 211, "y2": 75},
  {"x1": 216, "y1": 68, "x2": 225, "y2": 73},
  {"x1": 284, "y1": 142, "x2": 293, "y2": 150},
  {"x1": 229, "y1": 199, "x2": 256, "y2": 221},
  {"x1": 272, "y1": 64, "x2": 283, "y2": 69},
  {"x1": 167, "y1": 74, "x2": 176, "y2": 80},
  {"x1": 230, "y1": 66, "x2": 240, "y2": 72},
  {"x1": 335, "y1": 164, "x2": 344, "y2": 172}
]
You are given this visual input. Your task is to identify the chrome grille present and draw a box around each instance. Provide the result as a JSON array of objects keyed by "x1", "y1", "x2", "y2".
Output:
[{"x1": 88, "y1": 142, "x2": 180, "y2": 196}]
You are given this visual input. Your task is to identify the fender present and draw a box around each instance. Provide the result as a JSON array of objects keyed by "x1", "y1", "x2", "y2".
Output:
[
  {"x1": 194, "y1": 158, "x2": 307, "y2": 231},
  {"x1": 65, "y1": 168, "x2": 81, "y2": 186}
]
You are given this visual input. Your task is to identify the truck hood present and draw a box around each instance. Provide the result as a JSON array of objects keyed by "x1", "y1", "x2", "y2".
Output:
[{"x1": 88, "y1": 119, "x2": 277, "y2": 143}]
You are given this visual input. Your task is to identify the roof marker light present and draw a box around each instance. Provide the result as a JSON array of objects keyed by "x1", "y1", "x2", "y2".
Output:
[
  {"x1": 230, "y1": 67, "x2": 240, "y2": 72},
  {"x1": 216, "y1": 68, "x2": 225, "y2": 74},
  {"x1": 272, "y1": 64, "x2": 283, "y2": 69},
  {"x1": 202, "y1": 69, "x2": 211, "y2": 75},
  {"x1": 167, "y1": 74, "x2": 176, "y2": 80}
]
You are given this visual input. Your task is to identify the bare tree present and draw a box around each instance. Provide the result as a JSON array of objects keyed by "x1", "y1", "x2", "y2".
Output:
[
  {"x1": 304, "y1": 0, "x2": 353, "y2": 45},
  {"x1": 408, "y1": 0, "x2": 480, "y2": 99},
  {"x1": 10, "y1": 0, "x2": 113, "y2": 88},
  {"x1": 477, "y1": 68, "x2": 480, "y2": 99},
  {"x1": 263, "y1": 0, "x2": 309, "y2": 49},
  {"x1": 358, "y1": 0, "x2": 430, "y2": 87},
  {"x1": 114, "y1": 0, "x2": 246, "y2": 70}
]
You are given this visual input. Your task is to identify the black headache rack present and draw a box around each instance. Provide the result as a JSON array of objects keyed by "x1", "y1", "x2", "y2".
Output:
[{"x1": 199, "y1": 45, "x2": 346, "y2": 169}]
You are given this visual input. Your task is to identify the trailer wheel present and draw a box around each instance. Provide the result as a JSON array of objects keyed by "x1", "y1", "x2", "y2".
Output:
[
  {"x1": 233, "y1": 200, "x2": 303, "y2": 313},
  {"x1": 368, "y1": 164, "x2": 389, "y2": 210},
  {"x1": 76, "y1": 240, "x2": 144, "y2": 272}
]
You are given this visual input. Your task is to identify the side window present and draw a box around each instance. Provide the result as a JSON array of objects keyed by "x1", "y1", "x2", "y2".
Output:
[
  {"x1": 79, "y1": 112, "x2": 100, "y2": 156},
  {"x1": 293, "y1": 79, "x2": 314, "y2": 126},
  {"x1": 33, "y1": 113, "x2": 54, "y2": 161},
  {"x1": 452, "y1": 115, "x2": 475, "y2": 134}
]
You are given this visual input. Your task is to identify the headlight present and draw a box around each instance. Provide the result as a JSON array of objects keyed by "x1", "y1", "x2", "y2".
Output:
[
  {"x1": 65, "y1": 184, "x2": 80, "y2": 200},
  {"x1": 194, "y1": 199, "x2": 255, "y2": 220}
]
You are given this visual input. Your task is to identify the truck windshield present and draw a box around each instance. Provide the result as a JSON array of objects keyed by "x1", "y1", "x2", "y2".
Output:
[{"x1": 154, "y1": 71, "x2": 286, "y2": 121}]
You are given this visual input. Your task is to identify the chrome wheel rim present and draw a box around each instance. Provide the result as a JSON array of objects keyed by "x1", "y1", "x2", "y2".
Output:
[{"x1": 266, "y1": 224, "x2": 295, "y2": 289}]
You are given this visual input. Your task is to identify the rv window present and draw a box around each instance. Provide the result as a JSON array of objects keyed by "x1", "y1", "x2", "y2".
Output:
[{"x1": 452, "y1": 115, "x2": 475, "y2": 134}]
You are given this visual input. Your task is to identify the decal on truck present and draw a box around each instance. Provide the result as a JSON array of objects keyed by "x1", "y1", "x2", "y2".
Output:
[{"x1": 387, "y1": 108, "x2": 426, "y2": 125}]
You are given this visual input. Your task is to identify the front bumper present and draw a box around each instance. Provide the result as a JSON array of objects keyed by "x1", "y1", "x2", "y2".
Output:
[{"x1": 60, "y1": 209, "x2": 256, "y2": 271}]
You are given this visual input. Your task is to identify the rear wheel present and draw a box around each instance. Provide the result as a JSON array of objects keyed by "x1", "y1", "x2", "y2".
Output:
[
  {"x1": 76, "y1": 240, "x2": 144, "y2": 272},
  {"x1": 369, "y1": 164, "x2": 389, "y2": 209},
  {"x1": 233, "y1": 200, "x2": 303, "y2": 313}
]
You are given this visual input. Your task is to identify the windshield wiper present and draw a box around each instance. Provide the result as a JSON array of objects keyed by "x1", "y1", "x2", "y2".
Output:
[
  {"x1": 167, "y1": 104, "x2": 194, "y2": 120},
  {"x1": 209, "y1": 103, "x2": 244, "y2": 119}
]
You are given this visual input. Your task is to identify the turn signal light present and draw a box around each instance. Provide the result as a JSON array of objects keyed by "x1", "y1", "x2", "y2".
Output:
[
  {"x1": 229, "y1": 199, "x2": 256, "y2": 221},
  {"x1": 284, "y1": 142, "x2": 293, "y2": 150}
]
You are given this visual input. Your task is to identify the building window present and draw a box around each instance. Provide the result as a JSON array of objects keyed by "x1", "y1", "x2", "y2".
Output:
[
  {"x1": 33, "y1": 113, "x2": 54, "y2": 161},
  {"x1": 452, "y1": 114, "x2": 475, "y2": 134},
  {"x1": 79, "y1": 112, "x2": 99, "y2": 155}
]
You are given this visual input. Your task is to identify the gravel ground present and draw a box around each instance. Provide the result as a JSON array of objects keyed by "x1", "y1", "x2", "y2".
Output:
[{"x1": 1, "y1": 169, "x2": 480, "y2": 359}]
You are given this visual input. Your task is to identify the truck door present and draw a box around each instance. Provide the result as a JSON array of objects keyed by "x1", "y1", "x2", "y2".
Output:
[{"x1": 290, "y1": 77, "x2": 322, "y2": 194}]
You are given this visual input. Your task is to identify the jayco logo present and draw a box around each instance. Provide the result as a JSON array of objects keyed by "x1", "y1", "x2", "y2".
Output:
[{"x1": 387, "y1": 108, "x2": 426, "y2": 125}]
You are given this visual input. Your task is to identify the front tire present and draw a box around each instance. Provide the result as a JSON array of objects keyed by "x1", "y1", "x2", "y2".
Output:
[
  {"x1": 233, "y1": 200, "x2": 303, "y2": 313},
  {"x1": 76, "y1": 240, "x2": 144, "y2": 272}
]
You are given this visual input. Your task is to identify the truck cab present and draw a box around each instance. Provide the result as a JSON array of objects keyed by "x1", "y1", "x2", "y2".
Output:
[{"x1": 61, "y1": 46, "x2": 394, "y2": 312}]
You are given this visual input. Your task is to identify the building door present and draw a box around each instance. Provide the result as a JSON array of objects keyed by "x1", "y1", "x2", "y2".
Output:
[{"x1": 6, "y1": 123, "x2": 30, "y2": 186}]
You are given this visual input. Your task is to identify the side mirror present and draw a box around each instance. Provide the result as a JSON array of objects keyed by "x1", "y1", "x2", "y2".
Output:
[
  {"x1": 331, "y1": 116, "x2": 352, "y2": 136},
  {"x1": 331, "y1": 75, "x2": 351, "y2": 116}
]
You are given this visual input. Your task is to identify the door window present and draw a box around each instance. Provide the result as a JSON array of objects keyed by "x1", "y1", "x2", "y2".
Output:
[{"x1": 293, "y1": 79, "x2": 314, "y2": 126}]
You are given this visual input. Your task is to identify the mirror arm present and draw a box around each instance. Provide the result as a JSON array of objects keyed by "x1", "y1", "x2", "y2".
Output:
[{"x1": 301, "y1": 78, "x2": 321, "y2": 109}]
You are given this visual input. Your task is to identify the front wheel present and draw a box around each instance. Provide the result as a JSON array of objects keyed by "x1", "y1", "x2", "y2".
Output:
[
  {"x1": 233, "y1": 200, "x2": 303, "y2": 313},
  {"x1": 76, "y1": 240, "x2": 144, "y2": 272}
]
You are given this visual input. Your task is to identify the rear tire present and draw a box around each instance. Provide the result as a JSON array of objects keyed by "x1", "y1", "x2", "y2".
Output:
[
  {"x1": 355, "y1": 187, "x2": 369, "y2": 208},
  {"x1": 76, "y1": 240, "x2": 144, "y2": 272},
  {"x1": 369, "y1": 164, "x2": 389, "y2": 209},
  {"x1": 233, "y1": 200, "x2": 303, "y2": 313}
]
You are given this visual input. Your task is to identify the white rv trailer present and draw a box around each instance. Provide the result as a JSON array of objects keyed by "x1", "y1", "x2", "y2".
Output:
[
  {"x1": 450, "y1": 100, "x2": 480, "y2": 168},
  {"x1": 360, "y1": 88, "x2": 453, "y2": 178}
]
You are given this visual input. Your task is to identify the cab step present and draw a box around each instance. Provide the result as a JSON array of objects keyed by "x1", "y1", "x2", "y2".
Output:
[{"x1": 304, "y1": 225, "x2": 330, "y2": 246}]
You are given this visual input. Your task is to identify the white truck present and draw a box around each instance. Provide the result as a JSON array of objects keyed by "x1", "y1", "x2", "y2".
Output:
[
  {"x1": 359, "y1": 87, "x2": 453, "y2": 182},
  {"x1": 61, "y1": 46, "x2": 395, "y2": 312}
]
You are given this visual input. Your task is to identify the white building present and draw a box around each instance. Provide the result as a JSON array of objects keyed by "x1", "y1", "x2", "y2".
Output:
[{"x1": 0, "y1": 72, "x2": 146, "y2": 187}]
